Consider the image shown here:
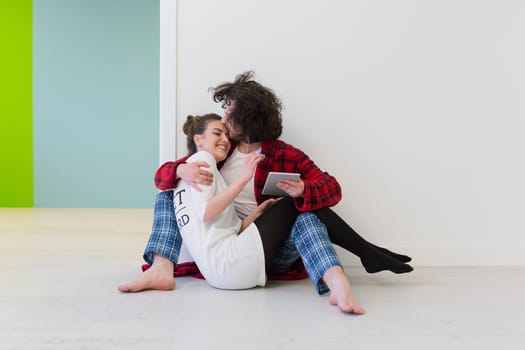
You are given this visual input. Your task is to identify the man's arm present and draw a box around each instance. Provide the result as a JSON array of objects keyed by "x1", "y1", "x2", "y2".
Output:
[
  {"x1": 257, "y1": 140, "x2": 341, "y2": 212},
  {"x1": 155, "y1": 161, "x2": 182, "y2": 190},
  {"x1": 292, "y1": 150, "x2": 342, "y2": 211},
  {"x1": 154, "y1": 155, "x2": 213, "y2": 191}
]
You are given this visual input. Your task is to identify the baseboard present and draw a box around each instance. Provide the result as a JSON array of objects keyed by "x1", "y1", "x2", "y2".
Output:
[{"x1": 336, "y1": 245, "x2": 525, "y2": 266}]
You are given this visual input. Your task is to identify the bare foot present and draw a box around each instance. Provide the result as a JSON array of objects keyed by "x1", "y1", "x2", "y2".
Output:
[
  {"x1": 323, "y1": 266, "x2": 365, "y2": 315},
  {"x1": 118, "y1": 255, "x2": 175, "y2": 293}
]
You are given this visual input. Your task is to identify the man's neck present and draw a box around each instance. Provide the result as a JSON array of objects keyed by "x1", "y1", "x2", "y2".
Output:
[{"x1": 237, "y1": 142, "x2": 262, "y2": 154}]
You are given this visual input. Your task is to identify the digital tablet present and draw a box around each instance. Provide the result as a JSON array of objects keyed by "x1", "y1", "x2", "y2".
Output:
[{"x1": 262, "y1": 172, "x2": 301, "y2": 196}]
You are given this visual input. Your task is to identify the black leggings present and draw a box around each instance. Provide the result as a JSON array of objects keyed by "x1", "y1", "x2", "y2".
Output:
[
  {"x1": 253, "y1": 197, "x2": 411, "y2": 273},
  {"x1": 253, "y1": 197, "x2": 299, "y2": 270}
]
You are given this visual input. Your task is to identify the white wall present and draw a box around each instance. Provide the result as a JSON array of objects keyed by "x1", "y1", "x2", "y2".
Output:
[{"x1": 162, "y1": 0, "x2": 525, "y2": 266}]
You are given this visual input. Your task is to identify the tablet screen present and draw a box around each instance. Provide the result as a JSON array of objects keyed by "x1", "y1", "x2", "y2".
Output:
[{"x1": 261, "y1": 172, "x2": 301, "y2": 196}]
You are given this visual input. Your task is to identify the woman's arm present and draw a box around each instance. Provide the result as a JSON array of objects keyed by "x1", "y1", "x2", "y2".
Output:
[
  {"x1": 239, "y1": 198, "x2": 279, "y2": 232},
  {"x1": 203, "y1": 152, "x2": 262, "y2": 223},
  {"x1": 203, "y1": 175, "x2": 249, "y2": 223}
]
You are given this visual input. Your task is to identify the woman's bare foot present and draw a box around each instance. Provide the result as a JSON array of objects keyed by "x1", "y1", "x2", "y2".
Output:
[
  {"x1": 322, "y1": 266, "x2": 365, "y2": 315},
  {"x1": 118, "y1": 255, "x2": 175, "y2": 293}
]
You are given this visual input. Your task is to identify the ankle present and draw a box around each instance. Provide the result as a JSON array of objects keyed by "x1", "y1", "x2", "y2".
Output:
[
  {"x1": 152, "y1": 254, "x2": 175, "y2": 271},
  {"x1": 322, "y1": 265, "x2": 345, "y2": 286}
]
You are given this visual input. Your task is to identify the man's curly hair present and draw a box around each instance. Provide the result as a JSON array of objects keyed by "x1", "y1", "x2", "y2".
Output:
[{"x1": 211, "y1": 71, "x2": 283, "y2": 143}]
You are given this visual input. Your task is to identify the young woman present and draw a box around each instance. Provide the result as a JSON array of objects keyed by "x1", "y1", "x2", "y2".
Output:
[{"x1": 120, "y1": 113, "x2": 366, "y2": 314}]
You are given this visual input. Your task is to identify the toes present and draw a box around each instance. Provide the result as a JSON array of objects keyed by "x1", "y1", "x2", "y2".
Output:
[
  {"x1": 118, "y1": 285, "x2": 131, "y2": 293},
  {"x1": 340, "y1": 304, "x2": 365, "y2": 315}
]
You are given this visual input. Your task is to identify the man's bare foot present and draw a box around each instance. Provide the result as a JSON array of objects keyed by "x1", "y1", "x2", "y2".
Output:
[
  {"x1": 323, "y1": 266, "x2": 365, "y2": 315},
  {"x1": 118, "y1": 255, "x2": 175, "y2": 293}
]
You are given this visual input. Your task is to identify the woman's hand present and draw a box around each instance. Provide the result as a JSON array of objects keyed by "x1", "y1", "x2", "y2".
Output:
[
  {"x1": 276, "y1": 179, "x2": 305, "y2": 198},
  {"x1": 256, "y1": 197, "x2": 280, "y2": 214},
  {"x1": 240, "y1": 198, "x2": 281, "y2": 233},
  {"x1": 239, "y1": 153, "x2": 264, "y2": 183},
  {"x1": 177, "y1": 162, "x2": 213, "y2": 191}
]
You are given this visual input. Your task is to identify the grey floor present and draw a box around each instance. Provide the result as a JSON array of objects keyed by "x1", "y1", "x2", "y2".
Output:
[{"x1": 1, "y1": 209, "x2": 524, "y2": 350}]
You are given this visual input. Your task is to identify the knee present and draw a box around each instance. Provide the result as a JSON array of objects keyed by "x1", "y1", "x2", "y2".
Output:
[
  {"x1": 154, "y1": 190, "x2": 175, "y2": 214},
  {"x1": 293, "y1": 212, "x2": 322, "y2": 236},
  {"x1": 292, "y1": 212, "x2": 326, "y2": 235},
  {"x1": 295, "y1": 212, "x2": 319, "y2": 225},
  {"x1": 156, "y1": 190, "x2": 174, "y2": 204}
]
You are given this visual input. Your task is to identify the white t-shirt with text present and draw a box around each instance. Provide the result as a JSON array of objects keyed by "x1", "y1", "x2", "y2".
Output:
[{"x1": 174, "y1": 151, "x2": 266, "y2": 289}]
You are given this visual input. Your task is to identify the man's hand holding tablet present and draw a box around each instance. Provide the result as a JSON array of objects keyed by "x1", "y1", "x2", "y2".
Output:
[{"x1": 262, "y1": 172, "x2": 301, "y2": 196}]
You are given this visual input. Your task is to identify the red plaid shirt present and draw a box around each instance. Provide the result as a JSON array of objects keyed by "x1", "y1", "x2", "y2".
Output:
[{"x1": 154, "y1": 139, "x2": 341, "y2": 211}]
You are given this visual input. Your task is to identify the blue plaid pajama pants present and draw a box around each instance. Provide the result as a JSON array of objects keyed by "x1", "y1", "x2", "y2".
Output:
[
  {"x1": 143, "y1": 191, "x2": 182, "y2": 266},
  {"x1": 144, "y1": 190, "x2": 341, "y2": 294}
]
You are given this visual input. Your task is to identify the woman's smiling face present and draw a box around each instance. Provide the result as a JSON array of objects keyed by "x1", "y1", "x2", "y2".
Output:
[{"x1": 194, "y1": 120, "x2": 231, "y2": 162}]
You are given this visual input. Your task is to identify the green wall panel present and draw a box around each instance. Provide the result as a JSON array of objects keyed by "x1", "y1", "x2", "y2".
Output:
[{"x1": 0, "y1": 1, "x2": 33, "y2": 207}]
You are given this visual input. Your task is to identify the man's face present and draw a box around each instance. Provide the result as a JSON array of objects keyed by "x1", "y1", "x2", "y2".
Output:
[{"x1": 221, "y1": 100, "x2": 240, "y2": 139}]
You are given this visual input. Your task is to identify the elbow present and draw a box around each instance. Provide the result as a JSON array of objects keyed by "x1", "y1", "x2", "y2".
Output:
[
  {"x1": 155, "y1": 179, "x2": 171, "y2": 191},
  {"x1": 154, "y1": 163, "x2": 178, "y2": 190}
]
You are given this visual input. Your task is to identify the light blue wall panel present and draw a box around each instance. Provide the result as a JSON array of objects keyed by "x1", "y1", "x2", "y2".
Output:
[{"x1": 34, "y1": 0, "x2": 159, "y2": 207}]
